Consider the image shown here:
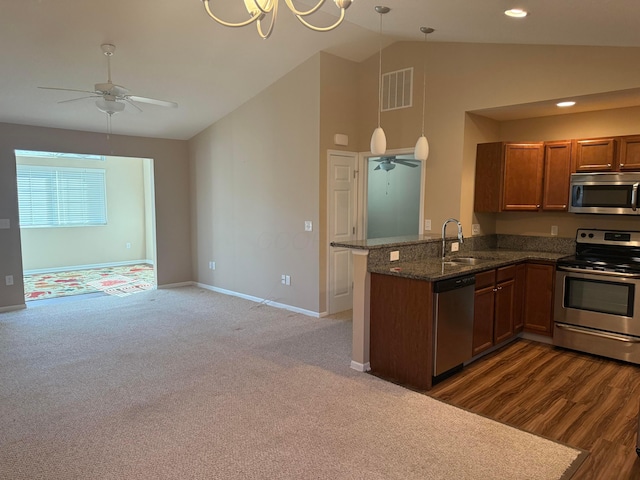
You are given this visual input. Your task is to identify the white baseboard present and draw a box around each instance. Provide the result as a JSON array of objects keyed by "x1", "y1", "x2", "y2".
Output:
[
  {"x1": 350, "y1": 360, "x2": 371, "y2": 372},
  {"x1": 0, "y1": 304, "x2": 26, "y2": 313},
  {"x1": 24, "y1": 260, "x2": 152, "y2": 275},
  {"x1": 194, "y1": 282, "x2": 320, "y2": 318},
  {"x1": 158, "y1": 281, "x2": 194, "y2": 290}
]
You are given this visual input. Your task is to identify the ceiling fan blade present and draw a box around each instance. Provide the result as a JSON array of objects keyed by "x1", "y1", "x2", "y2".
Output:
[
  {"x1": 374, "y1": 165, "x2": 381, "y2": 170},
  {"x1": 127, "y1": 95, "x2": 178, "y2": 108},
  {"x1": 395, "y1": 160, "x2": 420, "y2": 167},
  {"x1": 124, "y1": 98, "x2": 143, "y2": 113},
  {"x1": 39, "y1": 86, "x2": 97, "y2": 95},
  {"x1": 58, "y1": 96, "x2": 101, "y2": 104}
]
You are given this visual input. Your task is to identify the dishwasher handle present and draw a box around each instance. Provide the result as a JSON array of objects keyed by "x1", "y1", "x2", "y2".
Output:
[{"x1": 433, "y1": 274, "x2": 475, "y2": 293}]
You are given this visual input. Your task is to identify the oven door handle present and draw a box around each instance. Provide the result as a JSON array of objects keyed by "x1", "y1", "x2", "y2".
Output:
[
  {"x1": 633, "y1": 183, "x2": 639, "y2": 211},
  {"x1": 557, "y1": 266, "x2": 640, "y2": 278},
  {"x1": 556, "y1": 323, "x2": 640, "y2": 343}
]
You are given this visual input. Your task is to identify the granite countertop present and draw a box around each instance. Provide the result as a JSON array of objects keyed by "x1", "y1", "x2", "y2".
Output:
[
  {"x1": 369, "y1": 249, "x2": 567, "y2": 282},
  {"x1": 331, "y1": 235, "x2": 437, "y2": 250}
]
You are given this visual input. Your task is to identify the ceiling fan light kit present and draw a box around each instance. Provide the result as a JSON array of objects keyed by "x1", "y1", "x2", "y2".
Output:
[
  {"x1": 201, "y1": 0, "x2": 352, "y2": 39},
  {"x1": 39, "y1": 44, "x2": 178, "y2": 134}
]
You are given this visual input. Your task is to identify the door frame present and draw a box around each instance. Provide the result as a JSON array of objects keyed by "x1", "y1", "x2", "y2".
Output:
[{"x1": 326, "y1": 149, "x2": 358, "y2": 315}]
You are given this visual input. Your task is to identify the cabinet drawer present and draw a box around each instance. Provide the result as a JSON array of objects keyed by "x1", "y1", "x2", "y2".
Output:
[
  {"x1": 475, "y1": 270, "x2": 496, "y2": 290},
  {"x1": 496, "y1": 265, "x2": 516, "y2": 283}
]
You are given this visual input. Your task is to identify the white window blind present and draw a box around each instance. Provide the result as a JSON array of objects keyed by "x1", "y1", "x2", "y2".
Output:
[{"x1": 17, "y1": 165, "x2": 107, "y2": 227}]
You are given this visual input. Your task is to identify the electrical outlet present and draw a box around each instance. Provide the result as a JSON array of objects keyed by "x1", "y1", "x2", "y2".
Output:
[
  {"x1": 451, "y1": 242, "x2": 459, "y2": 252},
  {"x1": 209, "y1": 261, "x2": 216, "y2": 270},
  {"x1": 472, "y1": 224, "x2": 480, "y2": 235},
  {"x1": 551, "y1": 225, "x2": 558, "y2": 236},
  {"x1": 126, "y1": 242, "x2": 131, "y2": 249},
  {"x1": 285, "y1": 275, "x2": 291, "y2": 286},
  {"x1": 304, "y1": 221, "x2": 313, "y2": 232},
  {"x1": 5, "y1": 275, "x2": 13, "y2": 286},
  {"x1": 281, "y1": 274, "x2": 286, "y2": 285},
  {"x1": 390, "y1": 251, "x2": 400, "y2": 261},
  {"x1": 424, "y1": 219, "x2": 431, "y2": 231}
]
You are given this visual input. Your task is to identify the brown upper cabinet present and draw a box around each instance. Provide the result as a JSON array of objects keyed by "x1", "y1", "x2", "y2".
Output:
[
  {"x1": 474, "y1": 141, "x2": 570, "y2": 212},
  {"x1": 619, "y1": 135, "x2": 640, "y2": 171},
  {"x1": 573, "y1": 137, "x2": 617, "y2": 172}
]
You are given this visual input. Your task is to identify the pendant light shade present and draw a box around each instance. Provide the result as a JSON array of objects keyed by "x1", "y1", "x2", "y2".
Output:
[
  {"x1": 370, "y1": 6, "x2": 389, "y2": 155},
  {"x1": 414, "y1": 135, "x2": 429, "y2": 161},
  {"x1": 414, "y1": 26, "x2": 434, "y2": 161},
  {"x1": 371, "y1": 127, "x2": 387, "y2": 156}
]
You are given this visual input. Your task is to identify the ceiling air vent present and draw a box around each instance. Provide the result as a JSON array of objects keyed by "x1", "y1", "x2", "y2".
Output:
[{"x1": 381, "y1": 67, "x2": 413, "y2": 111}]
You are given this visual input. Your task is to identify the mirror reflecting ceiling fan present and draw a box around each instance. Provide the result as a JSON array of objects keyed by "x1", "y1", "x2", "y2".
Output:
[{"x1": 373, "y1": 157, "x2": 420, "y2": 171}]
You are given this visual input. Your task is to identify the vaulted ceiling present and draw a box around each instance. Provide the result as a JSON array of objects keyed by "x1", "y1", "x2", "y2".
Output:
[{"x1": 3, "y1": 1, "x2": 640, "y2": 140}]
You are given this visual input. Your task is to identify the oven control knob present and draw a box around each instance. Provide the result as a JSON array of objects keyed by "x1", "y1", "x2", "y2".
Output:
[
  {"x1": 589, "y1": 233, "x2": 594, "y2": 238},
  {"x1": 580, "y1": 233, "x2": 587, "y2": 238}
]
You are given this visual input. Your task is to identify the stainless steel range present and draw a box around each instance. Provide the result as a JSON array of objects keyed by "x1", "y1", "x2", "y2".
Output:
[{"x1": 554, "y1": 228, "x2": 640, "y2": 364}]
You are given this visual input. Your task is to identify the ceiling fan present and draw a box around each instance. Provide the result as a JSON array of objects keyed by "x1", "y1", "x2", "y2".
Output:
[
  {"x1": 39, "y1": 44, "x2": 177, "y2": 128},
  {"x1": 373, "y1": 157, "x2": 420, "y2": 171}
]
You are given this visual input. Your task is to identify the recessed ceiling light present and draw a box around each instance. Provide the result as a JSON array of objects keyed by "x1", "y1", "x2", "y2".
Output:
[
  {"x1": 504, "y1": 8, "x2": 528, "y2": 18},
  {"x1": 557, "y1": 101, "x2": 576, "y2": 108}
]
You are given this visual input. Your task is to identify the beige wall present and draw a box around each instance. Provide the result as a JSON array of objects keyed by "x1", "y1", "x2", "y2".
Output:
[
  {"x1": 0, "y1": 122, "x2": 191, "y2": 309},
  {"x1": 18, "y1": 154, "x2": 150, "y2": 271},
  {"x1": 319, "y1": 52, "x2": 360, "y2": 313},
  {"x1": 355, "y1": 42, "x2": 640, "y2": 239},
  {"x1": 189, "y1": 56, "x2": 321, "y2": 313}
]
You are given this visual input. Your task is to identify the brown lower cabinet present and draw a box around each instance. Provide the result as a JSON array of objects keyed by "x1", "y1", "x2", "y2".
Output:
[
  {"x1": 472, "y1": 265, "x2": 518, "y2": 357},
  {"x1": 523, "y1": 262, "x2": 555, "y2": 336}
]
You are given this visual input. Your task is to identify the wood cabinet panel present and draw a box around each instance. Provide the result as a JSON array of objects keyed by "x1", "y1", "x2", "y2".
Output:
[
  {"x1": 370, "y1": 273, "x2": 433, "y2": 391},
  {"x1": 523, "y1": 263, "x2": 555, "y2": 336},
  {"x1": 619, "y1": 135, "x2": 640, "y2": 171},
  {"x1": 513, "y1": 263, "x2": 526, "y2": 333},
  {"x1": 573, "y1": 138, "x2": 617, "y2": 172},
  {"x1": 474, "y1": 143, "x2": 504, "y2": 212},
  {"x1": 542, "y1": 141, "x2": 571, "y2": 211},
  {"x1": 502, "y1": 143, "x2": 545, "y2": 211},
  {"x1": 494, "y1": 278, "x2": 515, "y2": 344},
  {"x1": 473, "y1": 285, "x2": 495, "y2": 356}
]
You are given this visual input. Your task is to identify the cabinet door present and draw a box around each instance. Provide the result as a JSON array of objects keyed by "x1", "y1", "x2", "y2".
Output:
[
  {"x1": 523, "y1": 263, "x2": 555, "y2": 336},
  {"x1": 573, "y1": 138, "x2": 617, "y2": 172},
  {"x1": 474, "y1": 142, "x2": 503, "y2": 212},
  {"x1": 502, "y1": 143, "x2": 544, "y2": 211},
  {"x1": 542, "y1": 141, "x2": 571, "y2": 211},
  {"x1": 494, "y1": 278, "x2": 515, "y2": 344},
  {"x1": 473, "y1": 285, "x2": 495, "y2": 356},
  {"x1": 513, "y1": 263, "x2": 526, "y2": 333},
  {"x1": 619, "y1": 135, "x2": 640, "y2": 171}
]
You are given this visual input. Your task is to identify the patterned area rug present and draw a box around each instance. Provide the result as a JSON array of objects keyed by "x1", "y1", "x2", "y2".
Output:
[{"x1": 23, "y1": 264, "x2": 155, "y2": 301}]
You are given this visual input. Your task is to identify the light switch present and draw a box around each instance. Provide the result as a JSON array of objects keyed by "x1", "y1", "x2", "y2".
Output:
[
  {"x1": 424, "y1": 219, "x2": 431, "y2": 231},
  {"x1": 0, "y1": 219, "x2": 9, "y2": 229},
  {"x1": 304, "y1": 221, "x2": 313, "y2": 232},
  {"x1": 551, "y1": 225, "x2": 558, "y2": 236}
]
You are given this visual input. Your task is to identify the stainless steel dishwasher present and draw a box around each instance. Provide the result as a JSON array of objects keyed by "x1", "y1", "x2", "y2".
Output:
[{"x1": 433, "y1": 274, "x2": 475, "y2": 381}]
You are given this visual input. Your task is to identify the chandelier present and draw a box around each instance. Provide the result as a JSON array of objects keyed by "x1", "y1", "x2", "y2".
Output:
[{"x1": 201, "y1": 0, "x2": 353, "y2": 39}]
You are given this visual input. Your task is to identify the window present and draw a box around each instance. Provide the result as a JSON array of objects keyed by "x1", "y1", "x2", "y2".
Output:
[
  {"x1": 382, "y1": 67, "x2": 413, "y2": 111},
  {"x1": 17, "y1": 165, "x2": 107, "y2": 227},
  {"x1": 14, "y1": 149, "x2": 105, "y2": 161}
]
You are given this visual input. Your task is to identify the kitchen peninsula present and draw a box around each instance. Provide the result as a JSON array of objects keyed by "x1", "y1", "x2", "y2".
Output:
[{"x1": 331, "y1": 233, "x2": 574, "y2": 391}]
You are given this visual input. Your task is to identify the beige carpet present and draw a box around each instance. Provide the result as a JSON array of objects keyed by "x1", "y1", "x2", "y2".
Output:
[{"x1": 0, "y1": 287, "x2": 585, "y2": 479}]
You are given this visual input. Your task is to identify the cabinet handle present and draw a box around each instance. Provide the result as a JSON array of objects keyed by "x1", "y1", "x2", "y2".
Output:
[
  {"x1": 497, "y1": 286, "x2": 503, "y2": 290},
  {"x1": 536, "y1": 204, "x2": 540, "y2": 208},
  {"x1": 562, "y1": 204, "x2": 567, "y2": 208},
  {"x1": 621, "y1": 164, "x2": 625, "y2": 167},
  {"x1": 607, "y1": 163, "x2": 612, "y2": 167},
  {"x1": 493, "y1": 288, "x2": 498, "y2": 292}
]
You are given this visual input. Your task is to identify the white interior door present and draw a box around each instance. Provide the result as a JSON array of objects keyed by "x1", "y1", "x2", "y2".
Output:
[{"x1": 328, "y1": 152, "x2": 357, "y2": 314}]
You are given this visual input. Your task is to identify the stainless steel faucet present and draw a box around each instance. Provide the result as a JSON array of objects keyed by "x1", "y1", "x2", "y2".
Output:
[{"x1": 442, "y1": 218, "x2": 464, "y2": 259}]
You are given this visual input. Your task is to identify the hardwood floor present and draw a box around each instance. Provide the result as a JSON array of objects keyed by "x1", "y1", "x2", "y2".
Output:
[{"x1": 429, "y1": 339, "x2": 640, "y2": 479}]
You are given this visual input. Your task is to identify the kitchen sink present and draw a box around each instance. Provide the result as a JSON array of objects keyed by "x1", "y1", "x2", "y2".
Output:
[{"x1": 446, "y1": 257, "x2": 485, "y2": 265}]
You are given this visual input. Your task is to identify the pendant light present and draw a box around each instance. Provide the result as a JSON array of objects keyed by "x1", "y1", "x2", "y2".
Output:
[
  {"x1": 370, "y1": 6, "x2": 389, "y2": 156},
  {"x1": 414, "y1": 26, "x2": 434, "y2": 161}
]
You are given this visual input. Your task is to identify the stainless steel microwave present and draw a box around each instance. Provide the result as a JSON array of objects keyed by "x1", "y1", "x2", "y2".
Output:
[{"x1": 570, "y1": 172, "x2": 640, "y2": 215}]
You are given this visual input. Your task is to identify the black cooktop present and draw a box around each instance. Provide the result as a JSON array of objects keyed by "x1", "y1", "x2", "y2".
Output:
[{"x1": 557, "y1": 228, "x2": 640, "y2": 274}]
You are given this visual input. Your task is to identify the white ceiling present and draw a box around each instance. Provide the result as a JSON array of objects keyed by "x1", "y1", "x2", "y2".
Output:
[{"x1": 3, "y1": 0, "x2": 640, "y2": 140}]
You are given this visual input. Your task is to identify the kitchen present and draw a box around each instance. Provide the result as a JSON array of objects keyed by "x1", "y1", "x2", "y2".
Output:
[{"x1": 333, "y1": 124, "x2": 640, "y2": 477}]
